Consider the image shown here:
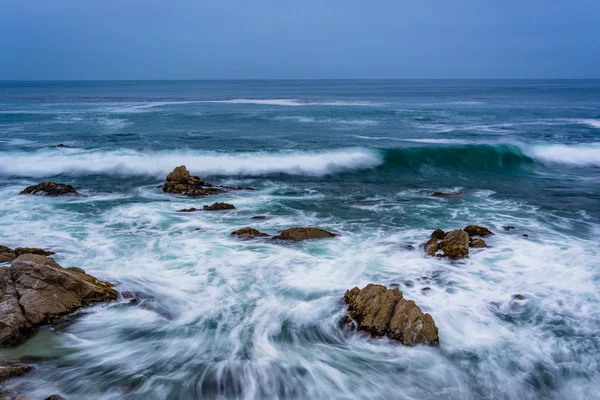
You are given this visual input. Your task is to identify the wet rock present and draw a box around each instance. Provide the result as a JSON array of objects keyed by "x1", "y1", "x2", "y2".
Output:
[
  {"x1": 272, "y1": 227, "x2": 337, "y2": 242},
  {"x1": 463, "y1": 225, "x2": 494, "y2": 237},
  {"x1": 342, "y1": 284, "x2": 439, "y2": 346},
  {"x1": 14, "y1": 248, "x2": 55, "y2": 257},
  {"x1": 522, "y1": 234, "x2": 529, "y2": 237},
  {"x1": 469, "y1": 238, "x2": 487, "y2": 248},
  {"x1": 44, "y1": 396, "x2": 66, "y2": 400},
  {"x1": 162, "y1": 165, "x2": 221, "y2": 197},
  {"x1": 512, "y1": 294, "x2": 525, "y2": 300},
  {"x1": 503, "y1": 226, "x2": 516, "y2": 231},
  {"x1": 53, "y1": 143, "x2": 70, "y2": 148},
  {"x1": 251, "y1": 215, "x2": 267, "y2": 220},
  {"x1": 404, "y1": 244, "x2": 416, "y2": 251},
  {"x1": 66, "y1": 266, "x2": 85, "y2": 274},
  {"x1": 0, "y1": 254, "x2": 117, "y2": 347},
  {"x1": 431, "y1": 191, "x2": 461, "y2": 198},
  {"x1": 0, "y1": 363, "x2": 34, "y2": 382},
  {"x1": 422, "y1": 287, "x2": 431, "y2": 291},
  {"x1": 203, "y1": 202, "x2": 235, "y2": 211},
  {"x1": 20, "y1": 182, "x2": 79, "y2": 196},
  {"x1": 178, "y1": 207, "x2": 198, "y2": 212},
  {"x1": 425, "y1": 228, "x2": 445, "y2": 256},
  {"x1": 222, "y1": 186, "x2": 256, "y2": 191},
  {"x1": 231, "y1": 227, "x2": 269, "y2": 239},
  {"x1": 0, "y1": 245, "x2": 17, "y2": 263},
  {"x1": 440, "y1": 230, "x2": 470, "y2": 259},
  {"x1": 404, "y1": 281, "x2": 414, "y2": 288}
]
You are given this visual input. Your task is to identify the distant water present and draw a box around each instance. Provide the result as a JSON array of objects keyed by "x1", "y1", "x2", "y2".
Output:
[{"x1": 1, "y1": 80, "x2": 599, "y2": 399}]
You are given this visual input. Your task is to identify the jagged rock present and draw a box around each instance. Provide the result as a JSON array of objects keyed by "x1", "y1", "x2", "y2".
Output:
[
  {"x1": 272, "y1": 227, "x2": 337, "y2": 241},
  {"x1": 162, "y1": 165, "x2": 221, "y2": 197},
  {"x1": 231, "y1": 227, "x2": 269, "y2": 239},
  {"x1": 0, "y1": 363, "x2": 34, "y2": 382},
  {"x1": 178, "y1": 207, "x2": 198, "y2": 212},
  {"x1": 440, "y1": 230, "x2": 470, "y2": 259},
  {"x1": 342, "y1": 284, "x2": 439, "y2": 346},
  {"x1": 20, "y1": 182, "x2": 79, "y2": 196},
  {"x1": 425, "y1": 228, "x2": 445, "y2": 256},
  {"x1": 14, "y1": 248, "x2": 55, "y2": 257},
  {"x1": 463, "y1": 225, "x2": 494, "y2": 237},
  {"x1": 0, "y1": 254, "x2": 117, "y2": 347},
  {"x1": 203, "y1": 202, "x2": 235, "y2": 211},
  {"x1": 0, "y1": 246, "x2": 16, "y2": 263},
  {"x1": 469, "y1": 238, "x2": 487, "y2": 248}
]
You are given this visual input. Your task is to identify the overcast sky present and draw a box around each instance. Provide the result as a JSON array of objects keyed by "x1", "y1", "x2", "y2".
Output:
[{"x1": 1, "y1": 0, "x2": 599, "y2": 80}]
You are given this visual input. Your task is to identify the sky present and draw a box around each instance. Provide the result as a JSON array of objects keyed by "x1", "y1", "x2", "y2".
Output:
[{"x1": 1, "y1": 0, "x2": 599, "y2": 80}]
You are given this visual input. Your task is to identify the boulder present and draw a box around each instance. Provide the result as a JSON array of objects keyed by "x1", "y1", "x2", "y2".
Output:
[
  {"x1": 0, "y1": 254, "x2": 117, "y2": 347},
  {"x1": 0, "y1": 363, "x2": 34, "y2": 382},
  {"x1": 0, "y1": 245, "x2": 16, "y2": 263},
  {"x1": 342, "y1": 284, "x2": 439, "y2": 346},
  {"x1": 469, "y1": 238, "x2": 487, "y2": 248},
  {"x1": 20, "y1": 182, "x2": 79, "y2": 196},
  {"x1": 162, "y1": 165, "x2": 221, "y2": 197},
  {"x1": 463, "y1": 225, "x2": 494, "y2": 237},
  {"x1": 440, "y1": 230, "x2": 470, "y2": 259},
  {"x1": 425, "y1": 228, "x2": 445, "y2": 256},
  {"x1": 203, "y1": 202, "x2": 235, "y2": 211},
  {"x1": 272, "y1": 227, "x2": 337, "y2": 241},
  {"x1": 231, "y1": 227, "x2": 269, "y2": 239}
]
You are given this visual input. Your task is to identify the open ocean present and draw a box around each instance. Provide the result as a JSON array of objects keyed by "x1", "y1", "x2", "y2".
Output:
[{"x1": 1, "y1": 80, "x2": 600, "y2": 399}]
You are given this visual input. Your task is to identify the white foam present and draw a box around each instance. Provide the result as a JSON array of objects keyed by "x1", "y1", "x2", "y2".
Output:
[
  {"x1": 0, "y1": 148, "x2": 383, "y2": 178},
  {"x1": 203, "y1": 99, "x2": 381, "y2": 107},
  {"x1": 527, "y1": 143, "x2": 600, "y2": 167},
  {"x1": 575, "y1": 119, "x2": 600, "y2": 129},
  {"x1": 276, "y1": 116, "x2": 378, "y2": 126}
]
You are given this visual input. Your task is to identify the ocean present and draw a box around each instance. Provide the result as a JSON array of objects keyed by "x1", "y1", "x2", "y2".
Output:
[{"x1": 0, "y1": 80, "x2": 599, "y2": 399}]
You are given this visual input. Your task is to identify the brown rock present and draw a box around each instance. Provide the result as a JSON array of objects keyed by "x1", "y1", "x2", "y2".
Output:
[
  {"x1": 272, "y1": 227, "x2": 337, "y2": 241},
  {"x1": 0, "y1": 363, "x2": 34, "y2": 382},
  {"x1": 14, "y1": 248, "x2": 55, "y2": 257},
  {"x1": 425, "y1": 229, "x2": 445, "y2": 256},
  {"x1": 203, "y1": 202, "x2": 235, "y2": 211},
  {"x1": 440, "y1": 230, "x2": 470, "y2": 259},
  {"x1": 463, "y1": 225, "x2": 494, "y2": 237},
  {"x1": 162, "y1": 165, "x2": 221, "y2": 197},
  {"x1": 342, "y1": 284, "x2": 439, "y2": 346},
  {"x1": 0, "y1": 254, "x2": 117, "y2": 347},
  {"x1": 44, "y1": 396, "x2": 67, "y2": 400},
  {"x1": 0, "y1": 245, "x2": 17, "y2": 263},
  {"x1": 512, "y1": 294, "x2": 525, "y2": 300},
  {"x1": 178, "y1": 207, "x2": 198, "y2": 212},
  {"x1": 20, "y1": 182, "x2": 79, "y2": 196},
  {"x1": 469, "y1": 238, "x2": 487, "y2": 248},
  {"x1": 231, "y1": 227, "x2": 269, "y2": 239}
]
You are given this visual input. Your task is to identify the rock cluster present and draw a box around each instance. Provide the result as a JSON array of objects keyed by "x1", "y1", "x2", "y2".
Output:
[
  {"x1": 20, "y1": 182, "x2": 79, "y2": 196},
  {"x1": 342, "y1": 284, "x2": 439, "y2": 346},
  {"x1": 425, "y1": 225, "x2": 493, "y2": 259},
  {"x1": 231, "y1": 227, "x2": 269, "y2": 239},
  {"x1": 161, "y1": 165, "x2": 221, "y2": 197},
  {"x1": 272, "y1": 227, "x2": 337, "y2": 241},
  {"x1": 0, "y1": 254, "x2": 117, "y2": 347},
  {"x1": 0, "y1": 245, "x2": 55, "y2": 263},
  {"x1": 204, "y1": 202, "x2": 235, "y2": 211}
]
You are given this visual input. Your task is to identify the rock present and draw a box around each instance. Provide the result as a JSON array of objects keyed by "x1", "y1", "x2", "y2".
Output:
[
  {"x1": 162, "y1": 165, "x2": 221, "y2": 197},
  {"x1": 14, "y1": 248, "x2": 55, "y2": 257},
  {"x1": 272, "y1": 227, "x2": 337, "y2": 242},
  {"x1": 178, "y1": 207, "x2": 198, "y2": 212},
  {"x1": 0, "y1": 254, "x2": 117, "y2": 347},
  {"x1": 342, "y1": 284, "x2": 439, "y2": 346},
  {"x1": 503, "y1": 226, "x2": 516, "y2": 231},
  {"x1": 53, "y1": 143, "x2": 70, "y2": 148},
  {"x1": 424, "y1": 228, "x2": 445, "y2": 256},
  {"x1": 66, "y1": 266, "x2": 86, "y2": 274},
  {"x1": 422, "y1": 287, "x2": 431, "y2": 291},
  {"x1": 203, "y1": 202, "x2": 235, "y2": 211},
  {"x1": 522, "y1": 234, "x2": 529, "y2": 237},
  {"x1": 0, "y1": 245, "x2": 17, "y2": 263},
  {"x1": 0, "y1": 363, "x2": 34, "y2": 382},
  {"x1": 222, "y1": 186, "x2": 256, "y2": 191},
  {"x1": 231, "y1": 227, "x2": 269, "y2": 239},
  {"x1": 44, "y1": 396, "x2": 66, "y2": 400},
  {"x1": 431, "y1": 191, "x2": 461, "y2": 198},
  {"x1": 469, "y1": 238, "x2": 487, "y2": 248},
  {"x1": 251, "y1": 216, "x2": 267, "y2": 220},
  {"x1": 463, "y1": 225, "x2": 494, "y2": 237},
  {"x1": 20, "y1": 182, "x2": 79, "y2": 196},
  {"x1": 440, "y1": 230, "x2": 470, "y2": 259},
  {"x1": 512, "y1": 294, "x2": 525, "y2": 300}
]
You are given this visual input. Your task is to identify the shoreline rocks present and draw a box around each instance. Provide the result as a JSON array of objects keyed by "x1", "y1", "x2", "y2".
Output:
[
  {"x1": 0, "y1": 246, "x2": 55, "y2": 264},
  {"x1": 203, "y1": 202, "x2": 235, "y2": 211},
  {"x1": 272, "y1": 227, "x2": 337, "y2": 242},
  {"x1": 161, "y1": 165, "x2": 254, "y2": 197},
  {"x1": 342, "y1": 284, "x2": 439, "y2": 346},
  {"x1": 231, "y1": 227, "x2": 270, "y2": 239},
  {"x1": 0, "y1": 363, "x2": 34, "y2": 382},
  {"x1": 1, "y1": 254, "x2": 117, "y2": 347},
  {"x1": 20, "y1": 182, "x2": 79, "y2": 196},
  {"x1": 463, "y1": 225, "x2": 494, "y2": 237},
  {"x1": 425, "y1": 225, "x2": 493, "y2": 259}
]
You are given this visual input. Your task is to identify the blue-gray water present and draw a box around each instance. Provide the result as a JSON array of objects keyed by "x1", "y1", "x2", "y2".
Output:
[{"x1": 0, "y1": 80, "x2": 599, "y2": 399}]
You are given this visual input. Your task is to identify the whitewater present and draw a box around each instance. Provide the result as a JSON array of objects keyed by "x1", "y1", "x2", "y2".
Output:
[{"x1": 1, "y1": 80, "x2": 600, "y2": 400}]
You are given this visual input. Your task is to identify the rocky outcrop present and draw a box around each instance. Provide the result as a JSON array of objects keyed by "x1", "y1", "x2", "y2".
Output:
[
  {"x1": 463, "y1": 225, "x2": 494, "y2": 237},
  {"x1": 342, "y1": 284, "x2": 439, "y2": 346},
  {"x1": 440, "y1": 230, "x2": 470, "y2": 259},
  {"x1": 272, "y1": 227, "x2": 337, "y2": 241},
  {"x1": 20, "y1": 182, "x2": 79, "y2": 196},
  {"x1": 0, "y1": 254, "x2": 117, "y2": 347},
  {"x1": 231, "y1": 227, "x2": 269, "y2": 239},
  {"x1": 0, "y1": 245, "x2": 55, "y2": 263},
  {"x1": 469, "y1": 238, "x2": 487, "y2": 248},
  {"x1": 0, "y1": 246, "x2": 16, "y2": 263},
  {"x1": 0, "y1": 363, "x2": 34, "y2": 382},
  {"x1": 161, "y1": 165, "x2": 221, "y2": 197},
  {"x1": 203, "y1": 202, "x2": 235, "y2": 211},
  {"x1": 425, "y1": 228, "x2": 445, "y2": 256},
  {"x1": 178, "y1": 207, "x2": 198, "y2": 212}
]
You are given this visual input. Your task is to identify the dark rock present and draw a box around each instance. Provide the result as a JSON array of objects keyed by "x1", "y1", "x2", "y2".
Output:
[
  {"x1": 425, "y1": 228, "x2": 445, "y2": 256},
  {"x1": 162, "y1": 165, "x2": 222, "y2": 197},
  {"x1": 404, "y1": 281, "x2": 414, "y2": 288},
  {"x1": 469, "y1": 238, "x2": 487, "y2": 248},
  {"x1": 121, "y1": 291, "x2": 136, "y2": 299},
  {"x1": 503, "y1": 226, "x2": 516, "y2": 231},
  {"x1": 44, "y1": 395, "x2": 66, "y2": 400},
  {"x1": 431, "y1": 191, "x2": 461, "y2": 198},
  {"x1": 389, "y1": 283, "x2": 400, "y2": 287},
  {"x1": 251, "y1": 216, "x2": 267, "y2": 220},
  {"x1": 178, "y1": 207, "x2": 198, "y2": 212},
  {"x1": 404, "y1": 244, "x2": 416, "y2": 251},
  {"x1": 0, "y1": 254, "x2": 117, "y2": 347},
  {"x1": 53, "y1": 143, "x2": 70, "y2": 148},
  {"x1": 231, "y1": 227, "x2": 269, "y2": 239},
  {"x1": 463, "y1": 225, "x2": 494, "y2": 237},
  {"x1": 0, "y1": 245, "x2": 17, "y2": 263},
  {"x1": 430, "y1": 228, "x2": 445, "y2": 240},
  {"x1": 522, "y1": 234, "x2": 529, "y2": 237},
  {"x1": 342, "y1": 284, "x2": 439, "y2": 346},
  {"x1": 222, "y1": 186, "x2": 256, "y2": 191},
  {"x1": 0, "y1": 363, "x2": 34, "y2": 382},
  {"x1": 422, "y1": 287, "x2": 431, "y2": 291},
  {"x1": 272, "y1": 227, "x2": 337, "y2": 242},
  {"x1": 440, "y1": 230, "x2": 470, "y2": 259},
  {"x1": 14, "y1": 248, "x2": 55, "y2": 257},
  {"x1": 20, "y1": 182, "x2": 79, "y2": 196},
  {"x1": 513, "y1": 294, "x2": 525, "y2": 300},
  {"x1": 66, "y1": 266, "x2": 86, "y2": 274},
  {"x1": 203, "y1": 202, "x2": 235, "y2": 211}
]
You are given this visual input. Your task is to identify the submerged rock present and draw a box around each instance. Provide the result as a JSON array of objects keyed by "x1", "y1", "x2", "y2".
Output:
[
  {"x1": 342, "y1": 284, "x2": 439, "y2": 346},
  {"x1": 203, "y1": 202, "x2": 235, "y2": 211},
  {"x1": 431, "y1": 191, "x2": 462, "y2": 198},
  {"x1": 177, "y1": 207, "x2": 198, "y2": 212},
  {"x1": 272, "y1": 227, "x2": 337, "y2": 241},
  {"x1": 0, "y1": 254, "x2": 117, "y2": 347},
  {"x1": 0, "y1": 363, "x2": 34, "y2": 382},
  {"x1": 231, "y1": 227, "x2": 269, "y2": 239},
  {"x1": 53, "y1": 143, "x2": 70, "y2": 148},
  {"x1": 463, "y1": 225, "x2": 494, "y2": 237},
  {"x1": 469, "y1": 238, "x2": 487, "y2": 248},
  {"x1": 251, "y1": 215, "x2": 267, "y2": 220},
  {"x1": 503, "y1": 226, "x2": 516, "y2": 231},
  {"x1": 20, "y1": 182, "x2": 79, "y2": 196}
]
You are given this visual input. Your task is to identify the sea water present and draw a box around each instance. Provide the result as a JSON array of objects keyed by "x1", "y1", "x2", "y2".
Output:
[{"x1": 0, "y1": 80, "x2": 599, "y2": 399}]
